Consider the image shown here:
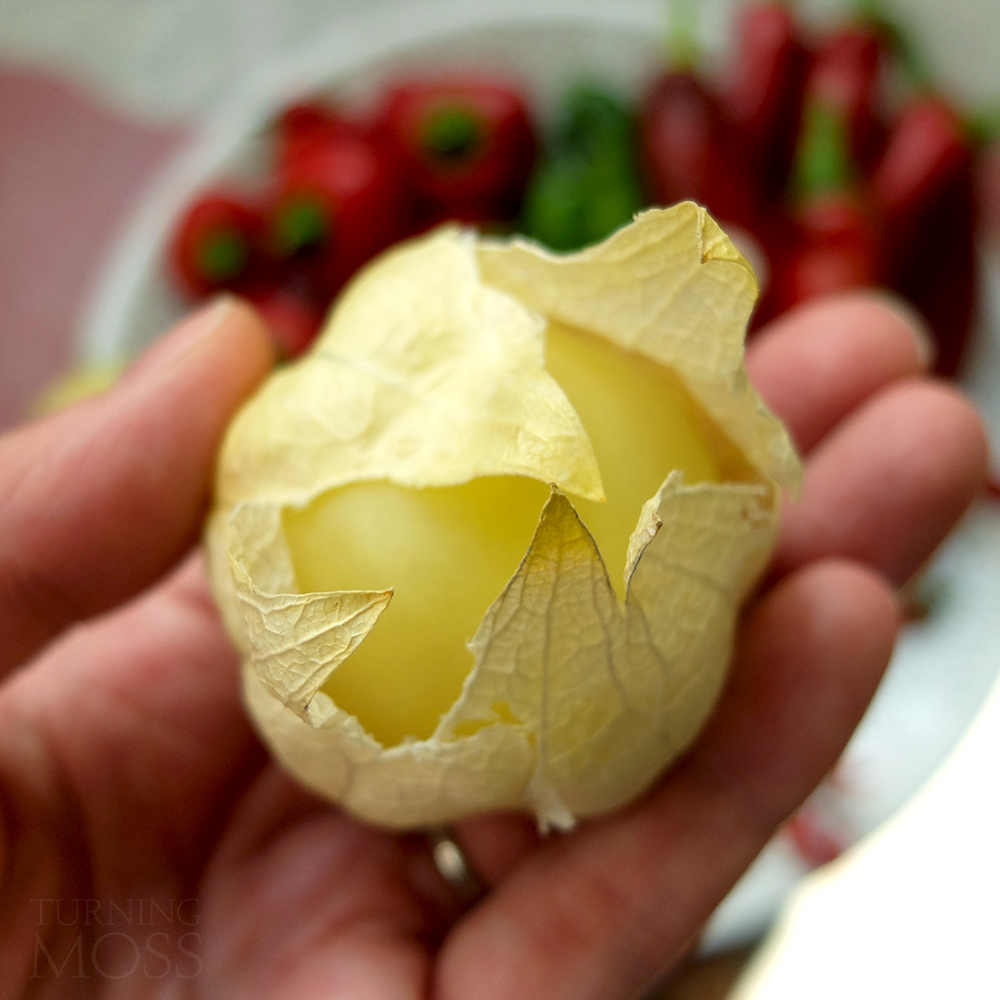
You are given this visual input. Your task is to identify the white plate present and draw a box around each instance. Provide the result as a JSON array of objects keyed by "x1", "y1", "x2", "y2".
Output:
[{"x1": 78, "y1": 0, "x2": 1000, "y2": 954}]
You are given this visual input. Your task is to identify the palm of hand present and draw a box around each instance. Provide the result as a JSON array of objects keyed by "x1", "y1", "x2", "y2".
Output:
[
  {"x1": 4, "y1": 554, "x2": 465, "y2": 998},
  {"x1": 0, "y1": 294, "x2": 986, "y2": 1000}
]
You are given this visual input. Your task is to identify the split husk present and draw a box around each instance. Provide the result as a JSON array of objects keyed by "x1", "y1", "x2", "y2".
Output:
[{"x1": 205, "y1": 203, "x2": 800, "y2": 830}]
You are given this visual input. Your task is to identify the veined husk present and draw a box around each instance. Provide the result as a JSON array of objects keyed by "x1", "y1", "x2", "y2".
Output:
[{"x1": 205, "y1": 203, "x2": 801, "y2": 831}]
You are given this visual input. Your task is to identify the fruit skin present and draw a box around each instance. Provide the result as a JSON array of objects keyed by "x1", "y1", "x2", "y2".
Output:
[
  {"x1": 169, "y1": 192, "x2": 268, "y2": 299},
  {"x1": 374, "y1": 75, "x2": 536, "y2": 218},
  {"x1": 268, "y1": 130, "x2": 406, "y2": 298}
]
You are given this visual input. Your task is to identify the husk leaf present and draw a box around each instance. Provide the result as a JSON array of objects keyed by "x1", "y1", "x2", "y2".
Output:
[{"x1": 206, "y1": 203, "x2": 800, "y2": 830}]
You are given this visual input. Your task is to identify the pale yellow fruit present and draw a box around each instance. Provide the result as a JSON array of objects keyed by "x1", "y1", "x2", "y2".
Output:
[{"x1": 205, "y1": 203, "x2": 800, "y2": 830}]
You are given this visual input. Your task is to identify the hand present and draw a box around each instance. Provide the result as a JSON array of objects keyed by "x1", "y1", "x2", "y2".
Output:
[{"x1": 0, "y1": 292, "x2": 986, "y2": 999}]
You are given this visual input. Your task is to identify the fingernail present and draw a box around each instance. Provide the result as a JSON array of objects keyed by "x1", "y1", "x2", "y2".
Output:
[
  {"x1": 903, "y1": 309, "x2": 936, "y2": 370},
  {"x1": 124, "y1": 295, "x2": 241, "y2": 385},
  {"x1": 874, "y1": 291, "x2": 937, "y2": 369}
]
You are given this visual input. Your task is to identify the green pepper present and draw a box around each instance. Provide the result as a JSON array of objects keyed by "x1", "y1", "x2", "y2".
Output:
[{"x1": 520, "y1": 84, "x2": 646, "y2": 252}]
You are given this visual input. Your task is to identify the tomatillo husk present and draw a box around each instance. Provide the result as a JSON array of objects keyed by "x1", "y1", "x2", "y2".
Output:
[{"x1": 205, "y1": 203, "x2": 801, "y2": 831}]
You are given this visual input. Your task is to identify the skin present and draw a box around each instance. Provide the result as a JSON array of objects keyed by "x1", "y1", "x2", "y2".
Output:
[{"x1": 0, "y1": 291, "x2": 987, "y2": 999}]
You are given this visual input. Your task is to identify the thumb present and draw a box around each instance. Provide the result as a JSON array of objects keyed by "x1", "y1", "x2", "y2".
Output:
[{"x1": 0, "y1": 296, "x2": 274, "y2": 675}]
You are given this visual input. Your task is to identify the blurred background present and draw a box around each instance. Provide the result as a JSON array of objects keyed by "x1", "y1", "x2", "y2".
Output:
[
  {"x1": 1, "y1": 0, "x2": 998, "y2": 996},
  {"x1": 2, "y1": 0, "x2": 999, "y2": 422}
]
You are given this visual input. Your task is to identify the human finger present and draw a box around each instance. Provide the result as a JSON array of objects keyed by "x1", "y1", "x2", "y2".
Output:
[
  {"x1": 0, "y1": 297, "x2": 273, "y2": 676},
  {"x1": 0, "y1": 554, "x2": 262, "y2": 885},
  {"x1": 448, "y1": 294, "x2": 944, "y2": 889},
  {"x1": 199, "y1": 768, "x2": 435, "y2": 1000},
  {"x1": 774, "y1": 378, "x2": 988, "y2": 586},
  {"x1": 436, "y1": 560, "x2": 897, "y2": 1000},
  {"x1": 745, "y1": 291, "x2": 932, "y2": 454}
]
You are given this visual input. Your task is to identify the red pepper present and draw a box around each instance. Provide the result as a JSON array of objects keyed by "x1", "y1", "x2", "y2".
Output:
[
  {"x1": 268, "y1": 131, "x2": 405, "y2": 298},
  {"x1": 764, "y1": 196, "x2": 878, "y2": 319},
  {"x1": 639, "y1": 71, "x2": 758, "y2": 229},
  {"x1": 278, "y1": 101, "x2": 350, "y2": 138},
  {"x1": 408, "y1": 200, "x2": 506, "y2": 237},
  {"x1": 274, "y1": 101, "x2": 370, "y2": 174},
  {"x1": 873, "y1": 97, "x2": 977, "y2": 376},
  {"x1": 805, "y1": 24, "x2": 887, "y2": 174},
  {"x1": 247, "y1": 284, "x2": 325, "y2": 359},
  {"x1": 718, "y1": 1, "x2": 811, "y2": 200},
  {"x1": 374, "y1": 75, "x2": 535, "y2": 217},
  {"x1": 904, "y1": 232, "x2": 976, "y2": 378},
  {"x1": 756, "y1": 101, "x2": 877, "y2": 325},
  {"x1": 169, "y1": 192, "x2": 268, "y2": 299},
  {"x1": 874, "y1": 97, "x2": 973, "y2": 264}
]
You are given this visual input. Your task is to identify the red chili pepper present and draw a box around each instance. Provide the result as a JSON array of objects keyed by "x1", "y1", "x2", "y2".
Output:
[
  {"x1": 756, "y1": 101, "x2": 877, "y2": 324},
  {"x1": 639, "y1": 71, "x2": 758, "y2": 229},
  {"x1": 874, "y1": 97, "x2": 973, "y2": 265},
  {"x1": 247, "y1": 284, "x2": 325, "y2": 359},
  {"x1": 905, "y1": 235, "x2": 976, "y2": 378},
  {"x1": 275, "y1": 101, "x2": 370, "y2": 174},
  {"x1": 873, "y1": 97, "x2": 977, "y2": 376},
  {"x1": 408, "y1": 200, "x2": 506, "y2": 237},
  {"x1": 805, "y1": 24, "x2": 887, "y2": 174},
  {"x1": 374, "y1": 75, "x2": 535, "y2": 217},
  {"x1": 169, "y1": 192, "x2": 268, "y2": 299},
  {"x1": 765, "y1": 196, "x2": 878, "y2": 318},
  {"x1": 718, "y1": 1, "x2": 811, "y2": 200},
  {"x1": 268, "y1": 132, "x2": 405, "y2": 298},
  {"x1": 278, "y1": 101, "x2": 346, "y2": 137}
]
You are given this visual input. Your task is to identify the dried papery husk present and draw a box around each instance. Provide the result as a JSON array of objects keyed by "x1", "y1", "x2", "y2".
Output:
[{"x1": 205, "y1": 203, "x2": 801, "y2": 831}]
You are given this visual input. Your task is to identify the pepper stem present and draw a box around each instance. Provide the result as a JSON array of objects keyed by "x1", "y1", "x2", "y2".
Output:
[
  {"x1": 273, "y1": 196, "x2": 329, "y2": 256},
  {"x1": 422, "y1": 107, "x2": 483, "y2": 161},
  {"x1": 793, "y1": 101, "x2": 855, "y2": 200},
  {"x1": 195, "y1": 227, "x2": 249, "y2": 281},
  {"x1": 664, "y1": 0, "x2": 701, "y2": 70}
]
